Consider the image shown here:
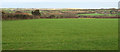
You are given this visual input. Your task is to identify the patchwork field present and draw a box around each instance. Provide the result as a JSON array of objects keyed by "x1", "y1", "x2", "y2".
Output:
[{"x1": 2, "y1": 19, "x2": 118, "y2": 50}]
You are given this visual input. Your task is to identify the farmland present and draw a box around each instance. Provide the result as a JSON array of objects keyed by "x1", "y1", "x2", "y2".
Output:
[
  {"x1": 1, "y1": 8, "x2": 119, "y2": 20},
  {"x1": 77, "y1": 14, "x2": 117, "y2": 16},
  {"x1": 2, "y1": 19, "x2": 118, "y2": 50}
]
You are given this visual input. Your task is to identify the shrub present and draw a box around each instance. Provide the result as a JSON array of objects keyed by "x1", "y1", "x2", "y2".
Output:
[{"x1": 49, "y1": 15, "x2": 56, "y2": 18}]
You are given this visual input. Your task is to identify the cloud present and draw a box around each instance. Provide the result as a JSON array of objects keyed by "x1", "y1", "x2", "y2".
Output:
[
  {"x1": 0, "y1": 0, "x2": 118, "y2": 8},
  {"x1": 1, "y1": 0, "x2": 119, "y2": 2}
]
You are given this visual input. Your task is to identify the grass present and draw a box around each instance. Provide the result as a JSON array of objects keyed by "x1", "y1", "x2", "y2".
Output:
[
  {"x1": 2, "y1": 19, "x2": 118, "y2": 50},
  {"x1": 77, "y1": 13, "x2": 117, "y2": 16},
  {"x1": 78, "y1": 14, "x2": 105, "y2": 16}
]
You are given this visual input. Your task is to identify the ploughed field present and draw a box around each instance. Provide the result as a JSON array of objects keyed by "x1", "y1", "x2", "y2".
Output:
[{"x1": 2, "y1": 19, "x2": 118, "y2": 50}]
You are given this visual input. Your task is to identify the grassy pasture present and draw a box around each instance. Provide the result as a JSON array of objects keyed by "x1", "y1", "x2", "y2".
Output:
[
  {"x1": 78, "y1": 14, "x2": 105, "y2": 16},
  {"x1": 2, "y1": 19, "x2": 118, "y2": 50},
  {"x1": 77, "y1": 14, "x2": 117, "y2": 16}
]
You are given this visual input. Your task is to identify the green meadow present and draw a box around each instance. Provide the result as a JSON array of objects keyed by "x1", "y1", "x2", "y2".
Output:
[
  {"x1": 77, "y1": 14, "x2": 117, "y2": 16},
  {"x1": 2, "y1": 19, "x2": 118, "y2": 50}
]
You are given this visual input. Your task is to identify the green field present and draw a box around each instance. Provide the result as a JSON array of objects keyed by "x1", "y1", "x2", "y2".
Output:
[
  {"x1": 77, "y1": 14, "x2": 117, "y2": 16},
  {"x1": 78, "y1": 14, "x2": 105, "y2": 16},
  {"x1": 2, "y1": 19, "x2": 118, "y2": 50}
]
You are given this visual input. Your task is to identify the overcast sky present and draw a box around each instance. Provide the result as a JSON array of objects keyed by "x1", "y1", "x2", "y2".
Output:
[{"x1": 0, "y1": 0, "x2": 119, "y2": 8}]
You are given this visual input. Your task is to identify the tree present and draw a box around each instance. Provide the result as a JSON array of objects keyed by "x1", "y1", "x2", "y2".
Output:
[{"x1": 32, "y1": 10, "x2": 41, "y2": 16}]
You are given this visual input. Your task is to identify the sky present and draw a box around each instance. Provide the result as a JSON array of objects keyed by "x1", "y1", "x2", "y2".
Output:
[{"x1": 0, "y1": 0, "x2": 119, "y2": 9}]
